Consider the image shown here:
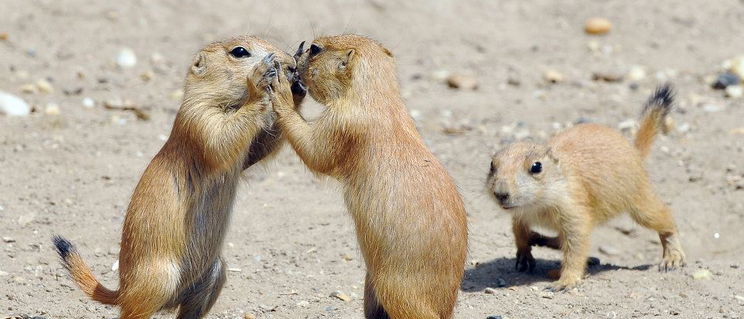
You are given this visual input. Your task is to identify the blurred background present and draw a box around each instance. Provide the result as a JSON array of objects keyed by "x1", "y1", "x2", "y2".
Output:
[{"x1": 1, "y1": 0, "x2": 743, "y2": 318}]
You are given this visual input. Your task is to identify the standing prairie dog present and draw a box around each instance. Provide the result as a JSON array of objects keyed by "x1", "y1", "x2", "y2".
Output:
[
  {"x1": 270, "y1": 35, "x2": 468, "y2": 319},
  {"x1": 52, "y1": 36, "x2": 296, "y2": 319},
  {"x1": 486, "y1": 85, "x2": 686, "y2": 291}
]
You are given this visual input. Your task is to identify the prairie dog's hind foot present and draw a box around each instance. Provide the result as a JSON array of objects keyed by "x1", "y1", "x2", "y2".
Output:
[{"x1": 658, "y1": 233, "x2": 686, "y2": 271}]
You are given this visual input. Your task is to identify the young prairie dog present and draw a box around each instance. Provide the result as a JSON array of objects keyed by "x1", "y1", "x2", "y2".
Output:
[
  {"x1": 486, "y1": 85, "x2": 686, "y2": 291},
  {"x1": 52, "y1": 36, "x2": 294, "y2": 319},
  {"x1": 270, "y1": 35, "x2": 468, "y2": 319}
]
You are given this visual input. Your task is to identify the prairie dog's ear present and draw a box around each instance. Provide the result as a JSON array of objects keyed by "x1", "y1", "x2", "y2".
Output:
[
  {"x1": 383, "y1": 47, "x2": 393, "y2": 58},
  {"x1": 191, "y1": 52, "x2": 207, "y2": 76},
  {"x1": 340, "y1": 49, "x2": 355, "y2": 69}
]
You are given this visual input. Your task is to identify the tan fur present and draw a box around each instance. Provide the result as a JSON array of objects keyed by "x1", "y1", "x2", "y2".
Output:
[
  {"x1": 486, "y1": 85, "x2": 685, "y2": 291},
  {"x1": 53, "y1": 36, "x2": 294, "y2": 319},
  {"x1": 271, "y1": 35, "x2": 468, "y2": 319}
]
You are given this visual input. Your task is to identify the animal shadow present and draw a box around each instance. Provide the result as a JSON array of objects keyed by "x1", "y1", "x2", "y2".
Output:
[{"x1": 461, "y1": 256, "x2": 652, "y2": 292}]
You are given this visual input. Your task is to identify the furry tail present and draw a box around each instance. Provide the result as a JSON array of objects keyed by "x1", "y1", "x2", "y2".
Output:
[
  {"x1": 634, "y1": 84, "x2": 674, "y2": 158},
  {"x1": 53, "y1": 235, "x2": 119, "y2": 305}
]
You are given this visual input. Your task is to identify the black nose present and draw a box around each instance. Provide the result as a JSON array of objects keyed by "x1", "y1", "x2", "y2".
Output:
[{"x1": 494, "y1": 192, "x2": 509, "y2": 204}]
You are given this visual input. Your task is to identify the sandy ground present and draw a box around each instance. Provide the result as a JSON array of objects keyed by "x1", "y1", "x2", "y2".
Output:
[{"x1": 1, "y1": 0, "x2": 744, "y2": 318}]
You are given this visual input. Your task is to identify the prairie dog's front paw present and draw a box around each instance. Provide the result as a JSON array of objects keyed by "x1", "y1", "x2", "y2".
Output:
[
  {"x1": 515, "y1": 248, "x2": 536, "y2": 272},
  {"x1": 252, "y1": 53, "x2": 277, "y2": 93},
  {"x1": 269, "y1": 62, "x2": 295, "y2": 115}
]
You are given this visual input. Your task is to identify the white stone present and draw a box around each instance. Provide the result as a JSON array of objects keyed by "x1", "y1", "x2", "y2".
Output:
[
  {"x1": 618, "y1": 119, "x2": 637, "y2": 131},
  {"x1": 116, "y1": 48, "x2": 137, "y2": 68},
  {"x1": 725, "y1": 85, "x2": 743, "y2": 99},
  {"x1": 0, "y1": 91, "x2": 31, "y2": 116},
  {"x1": 703, "y1": 104, "x2": 723, "y2": 112},
  {"x1": 82, "y1": 97, "x2": 95, "y2": 108},
  {"x1": 729, "y1": 56, "x2": 744, "y2": 80},
  {"x1": 45, "y1": 103, "x2": 60, "y2": 115},
  {"x1": 627, "y1": 65, "x2": 646, "y2": 81}
]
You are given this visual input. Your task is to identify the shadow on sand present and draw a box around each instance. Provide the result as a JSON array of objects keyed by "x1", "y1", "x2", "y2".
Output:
[{"x1": 461, "y1": 256, "x2": 653, "y2": 292}]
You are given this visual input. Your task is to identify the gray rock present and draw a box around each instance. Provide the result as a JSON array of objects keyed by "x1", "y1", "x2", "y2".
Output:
[{"x1": 712, "y1": 72, "x2": 740, "y2": 89}]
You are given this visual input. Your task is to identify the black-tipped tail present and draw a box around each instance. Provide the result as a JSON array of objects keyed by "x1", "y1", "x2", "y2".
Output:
[
  {"x1": 51, "y1": 235, "x2": 119, "y2": 305},
  {"x1": 635, "y1": 84, "x2": 675, "y2": 158},
  {"x1": 53, "y1": 235, "x2": 74, "y2": 261},
  {"x1": 642, "y1": 83, "x2": 674, "y2": 118}
]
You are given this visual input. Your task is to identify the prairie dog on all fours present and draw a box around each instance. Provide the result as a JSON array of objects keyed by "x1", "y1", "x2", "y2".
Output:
[
  {"x1": 271, "y1": 35, "x2": 468, "y2": 319},
  {"x1": 486, "y1": 84, "x2": 686, "y2": 291},
  {"x1": 53, "y1": 36, "x2": 292, "y2": 319}
]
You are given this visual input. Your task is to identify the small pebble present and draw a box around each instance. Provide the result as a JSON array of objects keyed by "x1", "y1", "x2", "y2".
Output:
[
  {"x1": 544, "y1": 70, "x2": 564, "y2": 83},
  {"x1": 151, "y1": 52, "x2": 165, "y2": 64},
  {"x1": 725, "y1": 85, "x2": 743, "y2": 98},
  {"x1": 45, "y1": 103, "x2": 60, "y2": 115},
  {"x1": 627, "y1": 65, "x2": 647, "y2": 81},
  {"x1": 496, "y1": 278, "x2": 507, "y2": 287},
  {"x1": 484, "y1": 287, "x2": 497, "y2": 294},
  {"x1": 592, "y1": 71, "x2": 624, "y2": 82},
  {"x1": 111, "y1": 260, "x2": 119, "y2": 271},
  {"x1": 330, "y1": 290, "x2": 351, "y2": 302},
  {"x1": 692, "y1": 269, "x2": 712, "y2": 280},
  {"x1": 702, "y1": 104, "x2": 722, "y2": 113},
  {"x1": 0, "y1": 32, "x2": 8, "y2": 40},
  {"x1": 585, "y1": 17, "x2": 612, "y2": 35},
  {"x1": 430, "y1": 69, "x2": 450, "y2": 81},
  {"x1": 599, "y1": 245, "x2": 620, "y2": 256},
  {"x1": 446, "y1": 74, "x2": 478, "y2": 90},
  {"x1": 678, "y1": 123, "x2": 691, "y2": 133},
  {"x1": 296, "y1": 300, "x2": 310, "y2": 307},
  {"x1": 117, "y1": 48, "x2": 138, "y2": 68},
  {"x1": 2, "y1": 236, "x2": 15, "y2": 243},
  {"x1": 20, "y1": 84, "x2": 36, "y2": 94},
  {"x1": 486, "y1": 316, "x2": 504, "y2": 319},
  {"x1": 728, "y1": 56, "x2": 744, "y2": 80},
  {"x1": 712, "y1": 72, "x2": 740, "y2": 90},
  {"x1": 243, "y1": 314, "x2": 256, "y2": 319},
  {"x1": 17, "y1": 212, "x2": 36, "y2": 226},
  {"x1": 0, "y1": 91, "x2": 31, "y2": 116},
  {"x1": 36, "y1": 79, "x2": 54, "y2": 93},
  {"x1": 618, "y1": 119, "x2": 636, "y2": 132},
  {"x1": 141, "y1": 70, "x2": 154, "y2": 81},
  {"x1": 82, "y1": 97, "x2": 95, "y2": 108}
]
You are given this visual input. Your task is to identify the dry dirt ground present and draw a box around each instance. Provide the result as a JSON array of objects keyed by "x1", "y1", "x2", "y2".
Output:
[{"x1": 1, "y1": 0, "x2": 744, "y2": 318}]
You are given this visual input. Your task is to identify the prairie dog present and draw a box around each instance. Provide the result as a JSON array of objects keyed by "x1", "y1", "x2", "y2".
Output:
[
  {"x1": 271, "y1": 35, "x2": 468, "y2": 319},
  {"x1": 52, "y1": 36, "x2": 292, "y2": 319},
  {"x1": 486, "y1": 85, "x2": 686, "y2": 290}
]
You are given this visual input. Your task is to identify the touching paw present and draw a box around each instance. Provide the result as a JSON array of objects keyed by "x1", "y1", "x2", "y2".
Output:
[{"x1": 252, "y1": 53, "x2": 277, "y2": 92}]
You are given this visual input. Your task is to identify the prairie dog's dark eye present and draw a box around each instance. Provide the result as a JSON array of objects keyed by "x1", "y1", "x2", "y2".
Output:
[
  {"x1": 309, "y1": 44, "x2": 322, "y2": 56},
  {"x1": 489, "y1": 161, "x2": 496, "y2": 175},
  {"x1": 229, "y1": 47, "x2": 251, "y2": 58},
  {"x1": 530, "y1": 162, "x2": 542, "y2": 174}
]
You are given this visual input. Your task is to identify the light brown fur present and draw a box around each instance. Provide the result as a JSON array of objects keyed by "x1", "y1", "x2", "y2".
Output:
[
  {"x1": 271, "y1": 35, "x2": 468, "y2": 319},
  {"x1": 53, "y1": 36, "x2": 295, "y2": 319},
  {"x1": 486, "y1": 85, "x2": 685, "y2": 291}
]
